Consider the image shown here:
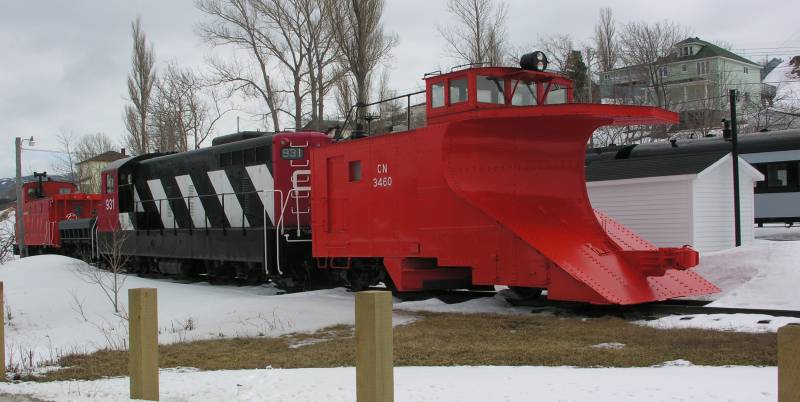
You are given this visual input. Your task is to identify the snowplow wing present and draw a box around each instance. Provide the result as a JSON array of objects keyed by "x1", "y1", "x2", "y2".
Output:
[{"x1": 442, "y1": 105, "x2": 720, "y2": 304}]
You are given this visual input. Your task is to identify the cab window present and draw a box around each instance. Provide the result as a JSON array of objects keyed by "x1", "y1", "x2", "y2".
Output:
[
  {"x1": 477, "y1": 76, "x2": 505, "y2": 104},
  {"x1": 431, "y1": 83, "x2": 445, "y2": 108},
  {"x1": 511, "y1": 80, "x2": 537, "y2": 106},
  {"x1": 449, "y1": 78, "x2": 468, "y2": 104},
  {"x1": 106, "y1": 175, "x2": 115, "y2": 193}
]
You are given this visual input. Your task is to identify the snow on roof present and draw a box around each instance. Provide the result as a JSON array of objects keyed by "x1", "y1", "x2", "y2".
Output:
[{"x1": 763, "y1": 57, "x2": 800, "y2": 111}]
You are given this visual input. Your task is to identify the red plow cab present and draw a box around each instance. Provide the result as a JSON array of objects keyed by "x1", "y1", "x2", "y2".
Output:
[{"x1": 311, "y1": 63, "x2": 719, "y2": 304}]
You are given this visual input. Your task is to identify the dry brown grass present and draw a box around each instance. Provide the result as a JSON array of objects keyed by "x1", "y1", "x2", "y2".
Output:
[{"x1": 30, "y1": 312, "x2": 775, "y2": 382}]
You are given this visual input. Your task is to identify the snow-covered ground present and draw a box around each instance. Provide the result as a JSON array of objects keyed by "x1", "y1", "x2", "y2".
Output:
[
  {"x1": 755, "y1": 224, "x2": 800, "y2": 241},
  {"x1": 0, "y1": 255, "x2": 416, "y2": 368},
  {"x1": 0, "y1": 365, "x2": 777, "y2": 402}
]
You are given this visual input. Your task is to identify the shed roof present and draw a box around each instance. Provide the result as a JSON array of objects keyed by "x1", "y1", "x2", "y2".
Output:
[{"x1": 585, "y1": 151, "x2": 728, "y2": 182}]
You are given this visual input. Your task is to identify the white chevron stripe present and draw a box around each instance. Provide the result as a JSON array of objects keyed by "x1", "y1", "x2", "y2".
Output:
[
  {"x1": 175, "y1": 174, "x2": 210, "y2": 229},
  {"x1": 207, "y1": 170, "x2": 250, "y2": 228},
  {"x1": 245, "y1": 164, "x2": 276, "y2": 224},
  {"x1": 146, "y1": 179, "x2": 176, "y2": 229}
]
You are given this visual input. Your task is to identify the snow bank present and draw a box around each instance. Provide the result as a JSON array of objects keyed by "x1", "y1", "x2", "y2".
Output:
[
  {"x1": 641, "y1": 313, "x2": 800, "y2": 333},
  {"x1": 394, "y1": 293, "x2": 535, "y2": 315},
  {"x1": 693, "y1": 240, "x2": 800, "y2": 309},
  {"x1": 0, "y1": 255, "x2": 413, "y2": 367},
  {"x1": 0, "y1": 365, "x2": 777, "y2": 402},
  {"x1": 639, "y1": 240, "x2": 800, "y2": 332}
]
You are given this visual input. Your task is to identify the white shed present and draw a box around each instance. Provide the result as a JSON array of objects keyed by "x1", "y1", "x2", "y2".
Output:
[{"x1": 586, "y1": 152, "x2": 764, "y2": 253}]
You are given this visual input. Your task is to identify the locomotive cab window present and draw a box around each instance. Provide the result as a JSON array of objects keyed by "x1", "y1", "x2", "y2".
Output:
[
  {"x1": 106, "y1": 175, "x2": 115, "y2": 193},
  {"x1": 477, "y1": 76, "x2": 505, "y2": 104},
  {"x1": 431, "y1": 83, "x2": 445, "y2": 108},
  {"x1": 449, "y1": 77, "x2": 468, "y2": 104}
]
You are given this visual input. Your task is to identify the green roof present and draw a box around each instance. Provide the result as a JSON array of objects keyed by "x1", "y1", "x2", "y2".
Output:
[{"x1": 670, "y1": 37, "x2": 759, "y2": 66}]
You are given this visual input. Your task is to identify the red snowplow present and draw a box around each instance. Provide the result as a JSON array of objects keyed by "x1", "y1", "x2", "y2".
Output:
[{"x1": 311, "y1": 63, "x2": 719, "y2": 304}]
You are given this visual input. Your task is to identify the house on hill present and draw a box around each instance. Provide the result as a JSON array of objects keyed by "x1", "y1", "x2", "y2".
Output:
[
  {"x1": 586, "y1": 152, "x2": 763, "y2": 253},
  {"x1": 599, "y1": 37, "x2": 762, "y2": 130},
  {"x1": 76, "y1": 150, "x2": 127, "y2": 193}
]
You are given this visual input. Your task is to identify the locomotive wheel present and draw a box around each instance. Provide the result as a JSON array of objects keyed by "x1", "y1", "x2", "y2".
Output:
[{"x1": 509, "y1": 286, "x2": 543, "y2": 300}]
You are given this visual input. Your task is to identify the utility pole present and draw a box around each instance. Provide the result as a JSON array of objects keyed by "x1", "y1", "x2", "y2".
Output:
[
  {"x1": 15, "y1": 137, "x2": 25, "y2": 258},
  {"x1": 730, "y1": 89, "x2": 741, "y2": 247},
  {"x1": 586, "y1": 47, "x2": 595, "y2": 148},
  {"x1": 14, "y1": 136, "x2": 34, "y2": 258},
  {"x1": 585, "y1": 48, "x2": 593, "y2": 103},
  {"x1": 723, "y1": 90, "x2": 742, "y2": 247}
]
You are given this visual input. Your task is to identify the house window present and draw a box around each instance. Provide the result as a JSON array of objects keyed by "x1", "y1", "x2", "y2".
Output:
[
  {"x1": 431, "y1": 83, "x2": 445, "y2": 108},
  {"x1": 743, "y1": 66, "x2": 749, "y2": 74},
  {"x1": 659, "y1": 67, "x2": 669, "y2": 77},
  {"x1": 696, "y1": 61, "x2": 709, "y2": 75},
  {"x1": 681, "y1": 64, "x2": 687, "y2": 72},
  {"x1": 449, "y1": 78, "x2": 469, "y2": 104},
  {"x1": 681, "y1": 46, "x2": 693, "y2": 56}
]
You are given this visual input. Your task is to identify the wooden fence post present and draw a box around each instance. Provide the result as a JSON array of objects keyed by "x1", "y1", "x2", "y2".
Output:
[
  {"x1": 780, "y1": 324, "x2": 800, "y2": 402},
  {"x1": 129, "y1": 288, "x2": 158, "y2": 401},
  {"x1": 355, "y1": 290, "x2": 393, "y2": 402},
  {"x1": 0, "y1": 281, "x2": 4, "y2": 382}
]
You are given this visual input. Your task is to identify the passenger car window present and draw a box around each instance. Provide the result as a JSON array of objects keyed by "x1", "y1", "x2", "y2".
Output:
[
  {"x1": 767, "y1": 163, "x2": 788, "y2": 187},
  {"x1": 477, "y1": 76, "x2": 505, "y2": 104},
  {"x1": 449, "y1": 78, "x2": 468, "y2": 104}
]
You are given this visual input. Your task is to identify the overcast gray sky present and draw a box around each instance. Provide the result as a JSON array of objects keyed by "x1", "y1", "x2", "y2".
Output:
[{"x1": 1, "y1": 0, "x2": 798, "y2": 178}]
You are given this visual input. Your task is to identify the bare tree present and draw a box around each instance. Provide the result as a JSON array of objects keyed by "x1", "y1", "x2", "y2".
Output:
[
  {"x1": 0, "y1": 209, "x2": 15, "y2": 264},
  {"x1": 252, "y1": 0, "x2": 317, "y2": 129},
  {"x1": 124, "y1": 17, "x2": 156, "y2": 155},
  {"x1": 197, "y1": 0, "x2": 283, "y2": 131},
  {"x1": 438, "y1": 0, "x2": 508, "y2": 67},
  {"x1": 75, "y1": 228, "x2": 131, "y2": 314},
  {"x1": 299, "y1": 0, "x2": 342, "y2": 129},
  {"x1": 56, "y1": 132, "x2": 118, "y2": 192},
  {"x1": 326, "y1": 0, "x2": 397, "y2": 121},
  {"x1": 618, "y1": 20, "x2": 691, "y2": 109},
  {"x1": 334, "y1": 73, "x2": 355, "y2": 122},
  {"x1": 594, "y1": 7, "x2": 618, "y2": 73},
  {"x1": 150, "y1": 63, "x2": 231, "y2": 151}
]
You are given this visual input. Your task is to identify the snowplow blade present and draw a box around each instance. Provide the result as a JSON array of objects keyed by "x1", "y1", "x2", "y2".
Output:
[{"x1": 442, "y1": 105, "x2": 720, "y2": 304}]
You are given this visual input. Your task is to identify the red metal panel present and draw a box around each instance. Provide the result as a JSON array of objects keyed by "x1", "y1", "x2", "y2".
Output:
[{"x1": 311, "y1": 103, "x2": 719, "y2": 304}]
